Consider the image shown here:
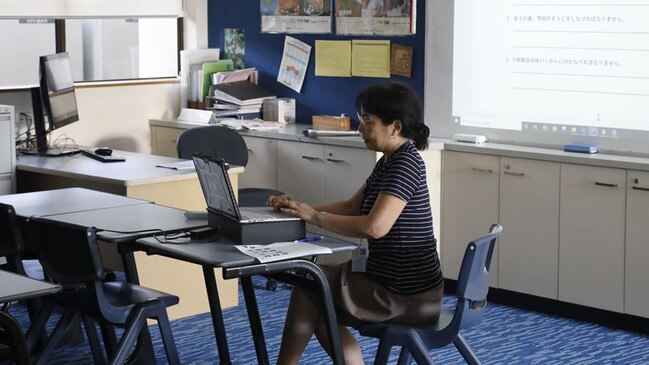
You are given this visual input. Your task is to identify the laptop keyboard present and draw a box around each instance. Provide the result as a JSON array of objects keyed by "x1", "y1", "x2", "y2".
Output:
[{"x1": 241, "y1": 209, "x2": 282, "y2": 220}]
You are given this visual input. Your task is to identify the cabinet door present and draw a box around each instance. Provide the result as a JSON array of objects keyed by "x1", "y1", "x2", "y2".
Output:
[
  {"x1": 499, "y1": 157, "x2": 560, "y2": 299},
  {"x1": 559, "y1": 164, "x2": 626, "y2": 312},
  {"x1": 324, "y1": 145, "x2": 376, "y2": 203},
  {"x1": 277, "y1": 140, "x2": 324, "y2": 207},
  {"x1": 241, "y1": 136, "x2": 277, "y2": 190},
  {"x1": 151, "y1": 126, "x2": 183, "y2": 157},
  {"x1": 441, "y1": 151, "x2": 500, "y2": 285},
  {"x1": 625, "y1": 170, "x2": 649, "y2": 317}
]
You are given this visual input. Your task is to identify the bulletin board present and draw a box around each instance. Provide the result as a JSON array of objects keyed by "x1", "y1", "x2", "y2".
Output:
[{"x1": 207, "y1": 0, "x2": 426, "y2": 126}]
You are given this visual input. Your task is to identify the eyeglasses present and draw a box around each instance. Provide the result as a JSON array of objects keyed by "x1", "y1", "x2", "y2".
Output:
[{"x1": 357, "y1": 112, "x2": 375, "y2": 126}]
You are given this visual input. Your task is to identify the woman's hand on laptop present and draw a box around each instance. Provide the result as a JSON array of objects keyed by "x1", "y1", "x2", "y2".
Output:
[
  {"x1": 269, "y1": 195, "x2": 319, "y2": 225},
  {"x1": 267, "y1": 194, "x2": 293, "y2": 209}
]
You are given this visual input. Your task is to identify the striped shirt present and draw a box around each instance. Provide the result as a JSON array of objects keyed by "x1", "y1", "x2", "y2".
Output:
[{"x1": 361, "y1": 141, "x2": 443, "y2": 296}]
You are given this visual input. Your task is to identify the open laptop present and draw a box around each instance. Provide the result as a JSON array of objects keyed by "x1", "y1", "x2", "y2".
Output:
[{"x1": 192, "y1": 154, "x2": 305, "y2": 244}]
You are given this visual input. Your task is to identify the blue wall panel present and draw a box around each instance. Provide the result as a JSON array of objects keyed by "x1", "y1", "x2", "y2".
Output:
[{"x1": 207, "y1": 0, "x2": 426, "y2": 126}]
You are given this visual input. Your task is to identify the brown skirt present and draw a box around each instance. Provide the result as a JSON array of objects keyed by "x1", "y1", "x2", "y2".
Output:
[{"x1": 316, "y1": 261, "x2": 443, "y2": 328}]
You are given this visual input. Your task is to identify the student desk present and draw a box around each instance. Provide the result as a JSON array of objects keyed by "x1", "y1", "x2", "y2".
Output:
[
  {"x1": 135, "y1": 234, "x2": 357, "y2": 365},
  {"x1": 0, "y1": 269, "x2": 61, "y2": 364},
  {"x1": 15, "y1": 152, "x2": 245, "y2": 319}
]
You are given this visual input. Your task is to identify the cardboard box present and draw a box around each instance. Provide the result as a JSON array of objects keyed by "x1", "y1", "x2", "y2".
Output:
[{"x1": 312, "y1": 115, "x2": 351, "y2": 130}]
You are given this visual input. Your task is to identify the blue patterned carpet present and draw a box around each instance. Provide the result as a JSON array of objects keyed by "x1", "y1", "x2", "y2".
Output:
[{"x1": 7, "y1": 277, "x2": 649, "y2": 364}]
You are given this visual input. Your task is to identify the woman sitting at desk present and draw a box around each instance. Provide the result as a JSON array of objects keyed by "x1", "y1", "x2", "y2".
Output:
[{"x1": 268, "y1": 82, "x2": 443, "y2": 364}]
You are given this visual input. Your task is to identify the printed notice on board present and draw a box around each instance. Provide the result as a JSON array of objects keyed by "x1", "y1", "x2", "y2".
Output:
[
  {"x1": 351, "y1": 40, "x2": 391, "y2": 78},
  {"x1": 277, "y1": 36, "x2": 311, "y2": 92},
  {"x1": 315, "y1": 40, "x2": 351, "y2": 77},
  {"x1": 336, "y1": 0, "x2": 416, "y2": 36},
  {"x1": 261, "y1": 0, "x2": 333, "y2": 34}
]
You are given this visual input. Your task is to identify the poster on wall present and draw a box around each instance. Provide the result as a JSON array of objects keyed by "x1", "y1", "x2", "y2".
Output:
[
  {"x1": 277, "y1": 36, "x2": 311, "y2": 92},
  {"x1": 224, "y1": 28, "x2": 246, "y2": 69},
  {"x1": 336, "y1": 0, "x2": 416, "y2": 36},
  {"x1": 261, "y1": 0, "x2": 333, "y2": 34}
]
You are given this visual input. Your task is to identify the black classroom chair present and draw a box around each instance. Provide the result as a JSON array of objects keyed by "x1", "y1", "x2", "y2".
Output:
[
  {"x1": 28, "y1": 217, "x2": 180, "y2": 365},
  {"x1": 355, "y1": 224, "x2": 503, "y2": 365}
]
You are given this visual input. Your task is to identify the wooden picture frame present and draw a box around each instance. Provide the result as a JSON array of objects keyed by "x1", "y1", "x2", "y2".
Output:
[{"x1": 391, "y1": 43, "x2": 413, "y2": 77}]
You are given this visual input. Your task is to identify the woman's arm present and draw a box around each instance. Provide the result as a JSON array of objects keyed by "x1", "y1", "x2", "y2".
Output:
[
  {"x1": 274, "y1": 192, "x2": 406, "y2": 239},
  {"x1": 312, "y1": 184, "x2": 365, "y2": 216}
]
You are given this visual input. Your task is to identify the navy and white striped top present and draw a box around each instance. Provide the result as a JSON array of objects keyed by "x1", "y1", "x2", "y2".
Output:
[{"x1": 361, "y1": 140, "x2": 443, "y2": 296}]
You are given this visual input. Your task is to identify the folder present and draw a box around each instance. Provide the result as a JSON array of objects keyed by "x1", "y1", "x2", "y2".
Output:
[
  {"x1": 200, "y1": 60, "x2": 234, "y2": 103},
  {"x1": 212, "y1": 80, "x2": 276, "y2": 106}
]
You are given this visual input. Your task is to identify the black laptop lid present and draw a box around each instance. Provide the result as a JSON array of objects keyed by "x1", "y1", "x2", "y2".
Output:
[{"x1": 192, "y1": 155, "x2": 241, "y2": 221}]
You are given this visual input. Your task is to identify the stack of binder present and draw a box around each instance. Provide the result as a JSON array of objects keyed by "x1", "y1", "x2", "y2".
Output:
[{"x1": 207, "y1": 68, "x2": 276, "y2": 119}]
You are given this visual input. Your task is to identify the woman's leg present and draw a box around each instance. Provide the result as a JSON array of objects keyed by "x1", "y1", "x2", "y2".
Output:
[
  {"x1": 276, "y1": 287, "x2": 320, "y2": 365},
  {"x1": 314, "y1": 321, "x2": 365, "y2": 365}
]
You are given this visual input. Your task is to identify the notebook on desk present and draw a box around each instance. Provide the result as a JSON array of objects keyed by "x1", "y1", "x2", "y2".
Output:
[{"x1": 192, "y1": 155, "x2": 305, "y2": 244}]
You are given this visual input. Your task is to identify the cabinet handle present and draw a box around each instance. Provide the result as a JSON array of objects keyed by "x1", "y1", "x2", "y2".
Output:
[
  {"x1": 632, "y1": 186, "x2": 649, "y2": 192},
  {"x1": 301, "y1": 155, "x2": 321, "y2": 161},
  {"x1": 504, "y1": 171, "x2": 525, "y2": 177},
  {"x1": 326, "y1": 158, "x2": 345, "y2": 163},
  {"x1": 472, "y1": 167, "x2": 493, "y2": 174},
  {"x1": 594, "y1": 182, "x2": 618, "y2": 188}
]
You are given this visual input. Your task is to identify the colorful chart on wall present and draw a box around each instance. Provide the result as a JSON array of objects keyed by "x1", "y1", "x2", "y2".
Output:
[
  {"x1": 277, "y1": 36, "x2": 311, "y2": 92},
  {"x1": 336, "y1": 0, "x2": 416, "y2": 36},
  {"x1": 261, "y1": 0, "x2": 333, "y2": 34}
]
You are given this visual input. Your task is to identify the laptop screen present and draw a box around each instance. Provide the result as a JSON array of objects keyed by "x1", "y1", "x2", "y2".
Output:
[{"x1": 192, "y1": 155, "x2": 241, "y2": 221}]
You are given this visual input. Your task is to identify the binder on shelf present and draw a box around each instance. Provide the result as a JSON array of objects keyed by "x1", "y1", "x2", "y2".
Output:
[{"x1": 212, "y1": 80, "x2": 276, "y2": 106}]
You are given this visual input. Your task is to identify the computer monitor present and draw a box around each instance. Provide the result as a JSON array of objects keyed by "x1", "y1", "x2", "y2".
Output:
[{"x1": 31, "y1": 52, "x2": 80, "y2": 155}]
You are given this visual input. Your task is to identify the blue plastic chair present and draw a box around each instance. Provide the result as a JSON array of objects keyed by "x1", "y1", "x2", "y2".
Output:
[{"x1": 355, "y1": 224, "x2": 503, "y2": 365}]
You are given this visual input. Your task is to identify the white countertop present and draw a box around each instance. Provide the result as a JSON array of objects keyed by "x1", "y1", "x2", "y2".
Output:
[{"x1": 150, "y1": 119, "x2": 649, "y2": 171}]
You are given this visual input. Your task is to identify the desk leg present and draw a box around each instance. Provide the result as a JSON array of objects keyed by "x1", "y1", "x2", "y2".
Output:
[
  {"x1": 202, "y1": 265, "x2": 231, "y2": 365},
  {"x1": 119, "y1": 249, "x2": 140, "y2": 285},
  {"x1": 224, "y1": 260, "x2": 345, "y2": 365},
  {"x1": 241, "y1": 277, "x2": 270, "y2": 365}
]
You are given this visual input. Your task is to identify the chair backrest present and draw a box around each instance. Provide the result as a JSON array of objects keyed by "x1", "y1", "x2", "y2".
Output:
[
  {"x1": 176, "y1": 125, "x2": 248, "y2": 167},
  {"x1": 28, "y1": 217, "x2": 104, "y2": 288},
  {"x1": 449, "y1": 224, "x2": 503, "y2": 331},
  {"x1": 0, "y1": 203, "x2": 23, "y2": 257}
]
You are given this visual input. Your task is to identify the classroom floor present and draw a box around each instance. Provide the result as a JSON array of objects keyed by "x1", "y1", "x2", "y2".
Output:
[{"x1": 7, "y1": 277, "x2": 649, "y2": 364}]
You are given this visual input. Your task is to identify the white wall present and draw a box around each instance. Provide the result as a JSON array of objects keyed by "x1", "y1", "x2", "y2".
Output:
[{"x1": 51, "y1": 81, "x2": 180, "y2": 153}]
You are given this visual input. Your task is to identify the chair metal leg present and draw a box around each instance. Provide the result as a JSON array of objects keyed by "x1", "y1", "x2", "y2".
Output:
[
  {"x1": 404, "y1": 333, "x2": 435, "y2": 365},
  {"x1": 397, "y1": 347, "x2": 414, "y2": 365},
  {"x1": 373, "y1": 337, "x2": 393, "y2": 365},
  {"x1": 154, "y1": 307, "x2": 180, "y2": 365},
  {"x1": 453, "y1": 335, "x2": 481, "y2": 365},
  {"x1": 99, "y1": 320, "x2": 118, "y2": 358},
  {"x1": 34, "y1": 310, "x2": 78, "y2": 365},
  {"x1": 109, "y1": 311, "x2": 146, "y2": 365},
  {"x1": 81, "y1": 315, "x2": 106, "y2": 365},
  {"x1": 24, "y1": 299, "x2": 54, "y2": 354},
  {"x1": 0, "y1": 310, "x2": 29, "y2": 365}
]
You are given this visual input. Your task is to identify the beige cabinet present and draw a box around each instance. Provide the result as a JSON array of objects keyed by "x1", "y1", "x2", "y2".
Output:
[
  {"x1": 277, "y1": 140, "x2": 375, "y2": 241},
  {"x1": 441, "y1": 151, "x2": 500, "y2": 286},
  {"x1": 498, "y1": 157, "x2": 560, "y2": 299},
  {"x1": 625, "y1": 170, "x2": 649, "y2": 317},
  {"x1": 241, "y1": 136, "x2": 277, "y2": 190},
  {"x1": 559, "y1": 164, "x2": 626, "y2": 312},
  {"x1": 151, "y1": 125, "x2": 183, "y2": 157}
]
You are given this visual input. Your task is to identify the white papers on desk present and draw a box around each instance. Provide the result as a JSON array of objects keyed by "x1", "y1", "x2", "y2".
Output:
[
  {"x1": 156, "y1": 160, "x2": 196, "y2": 171},
  {"x1": 235, "y1": 242, "x2": 332, "y2": 263},
  {"x1": 218, "y1": 119, "x2": 285, "y2": 131}
]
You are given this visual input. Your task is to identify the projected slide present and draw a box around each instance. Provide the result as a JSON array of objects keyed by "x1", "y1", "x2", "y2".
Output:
[{"x1": 452, "y1": 0, "x2": 649, "y2": 135}]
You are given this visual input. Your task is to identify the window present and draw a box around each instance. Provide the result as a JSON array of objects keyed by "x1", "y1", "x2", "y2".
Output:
[
  {"x1": 66, "y1": 17, "x2": 179, "y2": 81},
  {"x1": 0, "y1": 17, "x2": 180, "y2": 86}
]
